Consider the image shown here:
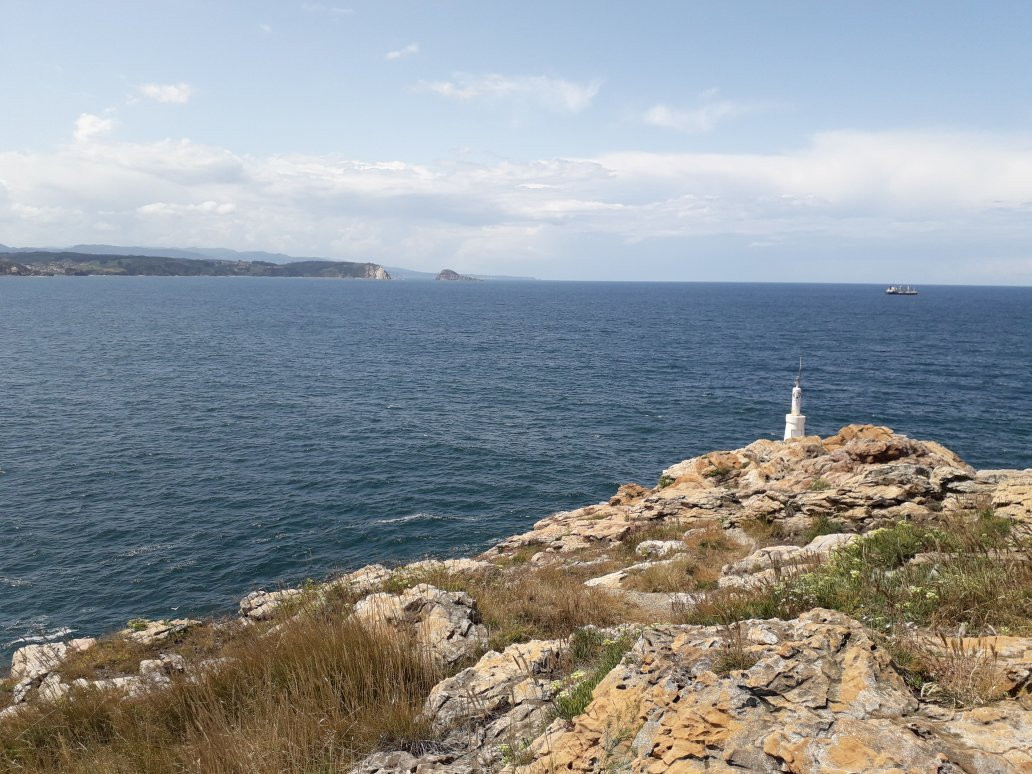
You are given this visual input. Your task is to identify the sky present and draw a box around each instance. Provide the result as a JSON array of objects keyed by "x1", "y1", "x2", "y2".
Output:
[{"x1": 2, "y1": 1, "x2": 1032, "y2": 282}]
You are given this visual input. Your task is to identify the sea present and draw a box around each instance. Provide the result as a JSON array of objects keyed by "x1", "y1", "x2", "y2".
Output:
[{"x1": 2, "y1": 278, "x2": 1031, "y2": 659}]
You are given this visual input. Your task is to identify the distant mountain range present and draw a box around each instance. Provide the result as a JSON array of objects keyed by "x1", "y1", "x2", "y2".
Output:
[{"x1": 0, "y1": 243, "x2": 536, "y2": 281}]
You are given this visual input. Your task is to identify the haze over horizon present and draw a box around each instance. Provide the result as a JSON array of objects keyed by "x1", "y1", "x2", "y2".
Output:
[{"x1": 3, "y1": 1, "x2": 1032, "y2": 284}]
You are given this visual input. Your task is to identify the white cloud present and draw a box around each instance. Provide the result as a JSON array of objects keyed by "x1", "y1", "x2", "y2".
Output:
[
  {"x1": 644, "y1": 91, "x2": 759, "y2": 133},
  {"x1": 138, "y1": 82, "x2": 193, "y2": 104},
  {"x1": 137, "y1": 200, "x2": 237, "y2": 216},
  {"x1": 5, "y1": 128, "x2": 1032, "y2": 280},
  {"x1": 416, "y1": 73, "x2": 601, "y2": 113},
  {"x1": 73, "y1": 113, "x2": 114, "y2": 142},
  {"x1": 301, "y1": 3, "x2": 353, "y2": 17},
  {"x1": 386, "y1": 42, "x2": 419, "y2": 60}
]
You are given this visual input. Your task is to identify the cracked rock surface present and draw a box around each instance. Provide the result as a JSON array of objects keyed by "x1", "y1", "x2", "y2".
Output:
[{"x1": 522, "y1": 609, "x2": 1032, "y2": 773}]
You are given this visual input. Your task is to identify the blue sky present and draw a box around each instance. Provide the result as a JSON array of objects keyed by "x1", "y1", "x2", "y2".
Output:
[{"x1": 2, "y1": 1, "x2": 1032, "y2": 282}]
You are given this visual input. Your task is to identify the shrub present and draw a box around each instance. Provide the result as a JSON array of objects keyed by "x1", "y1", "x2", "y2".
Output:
[
  {"x1": 679, "y1": 514, "x2": 1032, "y2": 637},
  {"x1": 703, "y1": 466, "x2": 733, "y2": 479}
]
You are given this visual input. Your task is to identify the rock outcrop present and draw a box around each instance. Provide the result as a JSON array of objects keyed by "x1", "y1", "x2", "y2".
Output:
[
  {"x1": 10, "y1": 638, "x2": 95, "y2": 681},
  {"x1": 4, "y1": 425, "x2": 1031, "y2": 772},
  {"x1": 523, "y1": 610, "x2": 1032, "y2": 772},
  {"x1": 480, "y1": 425, "x2": 1028, "y2": 562},
  {"x1": 353, "y1": 584, "x2": 487, "y2": 664}
]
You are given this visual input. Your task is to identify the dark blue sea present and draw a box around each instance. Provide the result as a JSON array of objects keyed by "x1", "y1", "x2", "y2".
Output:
[{"x1": 2, "y1": 278, "x2": 1031, "y2": 659}]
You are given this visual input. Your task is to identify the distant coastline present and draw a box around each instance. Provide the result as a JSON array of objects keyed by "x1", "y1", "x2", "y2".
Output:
[{"x1": 0, "y1": 251, "x2": 390, "y2": 280}]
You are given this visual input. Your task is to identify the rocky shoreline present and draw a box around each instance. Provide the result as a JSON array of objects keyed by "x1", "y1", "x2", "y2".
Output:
[{"x1": 3, "y1": 425, "x2": 1031, "y2": 772}]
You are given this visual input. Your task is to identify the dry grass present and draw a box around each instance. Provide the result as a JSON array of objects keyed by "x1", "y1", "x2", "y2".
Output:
[
  {"x1": 712, "y1": 623, "x2": 759, "y2": 676},
  {"x1": 0, "y1": 679, "x2": 14, "y2": 711},
  {"x1": 890, "y1": 633, "x2": 1010, "y2": 707},
  {"x1": 0, "y1": 614, "x2": 447, "y2": 773},
  {"x1": 739, "y1": 515, "x2": 788, "y2": 547},
  {"x1": 622, "y1": 528, "x2": 746, "y2": 593},
  {"x1": 0, "y1": 558, "x2": 636, "y2": 771},
  {"x1": 58, "y1": 620, "x2": 245, "y2": 682},
  {"x1": 472, "y1": 566, "x2": 638, "y2": 651},
  {"x1": 677, "y1": 509, "x2": 1031, "y2": 706},
  {"x1": 615, "y1": 519, "x2": 691, "y2": 560}
]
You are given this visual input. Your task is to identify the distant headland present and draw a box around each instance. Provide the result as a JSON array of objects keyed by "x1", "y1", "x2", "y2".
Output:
[
  {"x1": 0, "y1": 243, "x2": 539, "y2": 281},
  {"x1": 435, "y1": 268, "x2": 481, "y2": 281},
  {"x1": 0, "y1": 250, "x2": 390, "y2": 280}
]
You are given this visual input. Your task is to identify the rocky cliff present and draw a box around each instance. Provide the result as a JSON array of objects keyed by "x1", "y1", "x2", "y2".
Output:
[{"x1": 2, "y1": 426, "x2": 1030, "y2": 773}]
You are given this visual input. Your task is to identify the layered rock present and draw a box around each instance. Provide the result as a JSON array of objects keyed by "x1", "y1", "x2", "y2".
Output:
[
  {"x1": 481, "y1": 425, "x2": 1031, "y2": 562},
  {"x1": 10, "y1": 638, "x2": 95, "y2": 681},
  {"x1": 120, "y1": 618, "x2": 200, "y2": 645},
  {"x1": 522, "y1": 610, "x2": 1032, "y2": 773},
  {"x1": 718, "y1": 533, "x2": 858, "y2": 589},
  {"x1": 353, "y1": 584, "x2": 487, "y2": 664}
]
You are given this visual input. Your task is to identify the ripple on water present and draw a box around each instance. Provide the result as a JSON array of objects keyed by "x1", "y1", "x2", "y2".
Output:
[{"x1": 0, "y1": 279, "x2": 1030, "y2": 658}]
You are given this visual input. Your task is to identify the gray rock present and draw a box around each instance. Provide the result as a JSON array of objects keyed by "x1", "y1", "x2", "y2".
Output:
[
  {"x1": 347, "y1": 751, "x2": 471, "y2": 773},
  {"x1": 239, "y1": 589, "x2": 303, "y2": 621},
  {"x1": 353, "y1": 584, "x2": 487, "y2": 664},
  {"x1": 635, "y1": 539, "x2": 687, "y2": 558},
  {"x1": 121, "y1": 619, "x2": 200, "y2": 645},
  {"x1": 9, "y1": 638, "x2": 94, "y2": 681}
]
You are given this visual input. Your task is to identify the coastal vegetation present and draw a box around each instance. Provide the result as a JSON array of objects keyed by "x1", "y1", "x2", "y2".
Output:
[{"x1": 2, "y1": 425, "x2": 1031, "y2": 771}]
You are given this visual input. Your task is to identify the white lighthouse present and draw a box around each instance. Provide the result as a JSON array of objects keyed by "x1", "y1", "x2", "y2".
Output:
[{"x1": 783, "y1": 367, "x2": 806, "y2": 441}]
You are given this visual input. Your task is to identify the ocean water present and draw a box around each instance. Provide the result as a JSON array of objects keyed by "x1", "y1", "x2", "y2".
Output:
[{"x1": 1, "y1": 278, "x2": 1030, "y2": 658}]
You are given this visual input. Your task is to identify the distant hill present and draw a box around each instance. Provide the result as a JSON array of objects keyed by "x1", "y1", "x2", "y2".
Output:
[
  {"x1": 386, "y1": 265, "x2": 536, "y2": 281},
  {"x1": 0, "y1": 243, "x2": 537, "y2": 280},
  {"x1": 0, "y1": 251, "x2": 390, "y2": 279},
  {"x1": 64, "y1": 245, "x2": 364, "y2": 266},
  {"x1": 436, "y1": 268, "x2": 481, "y2": 281},
  {"x1": 65, "y1": 244, "x2": 219, "y2": 261}
]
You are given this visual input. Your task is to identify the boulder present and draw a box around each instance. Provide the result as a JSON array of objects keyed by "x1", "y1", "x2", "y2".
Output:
[
  {"x1": 347, "y1": 751, "x2": 471, "y2": 773},
  {"x1": 10, "y1": 637, "x2": 95, "y2": 681},
  {"x1": 240, "y1": 589, "x2": 303, "y2": 621},
  {"x1": 635, "y1": 540, "x2": 687, "y2": 558},
  {"x1": 722, "y1": 533, "x2": 856, "y2": 577},
  {"x1": 121, "y1": 619, "x2": 200, "y2": 645},
  {"x1": 353, "y1": 584, "x2": 486, "y2": 664},
  {"x1": 425, "y1": 639, "x2": 565, "y2": 769},
  {"x1": 481, "y1": 426, "x2": 982, "y2": 563},
  {"x1": 991, "y1": 471, "x2": 1032, "y2": 522},
  {"x1": 326, "y1": 564, "x2": 392, "y2": 596},
  {"x1": 139, "y1": 653, "x2": 187, "y2": 680}
]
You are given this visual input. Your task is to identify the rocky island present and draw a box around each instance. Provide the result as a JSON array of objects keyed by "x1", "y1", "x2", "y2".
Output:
[
  {"x1": 435, "y1": 268, "x2": 481, "y2": 281},
  {"x1": 2, "y1": 425, "x2": 1030, "y2": 772},
  {"x1": 0, "y1": 251, "x2": 391, "y2": 279}
]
